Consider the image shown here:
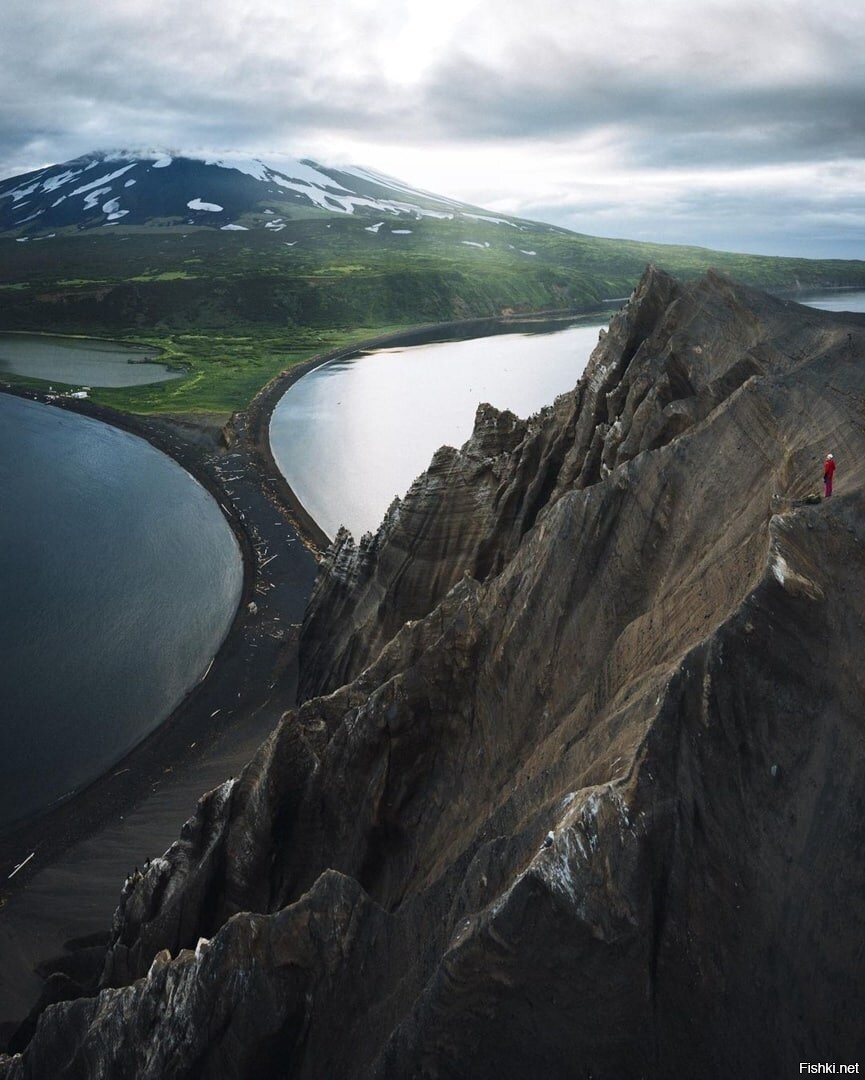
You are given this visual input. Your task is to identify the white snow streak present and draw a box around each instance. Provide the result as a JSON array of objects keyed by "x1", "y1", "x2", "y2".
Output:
[
  {"x1": 69, "y1": 164, "x2": 136, "y2": 199},
  {"x1": 188, "y1": 198, "x2": 223, "y2": 212},
  {"x1": 41, "y1": 169, "x2": 83, "y2": 193},
  {"x1": 82, "y1": 186, "x2": 112, "y2": 210},
  {"x1": 6, "y1": 181, "x2": 39, "y2": 202},
  {"x1": 205, "y1": 156, "x2": 460, "y2": 220},
  {"x1": 339, "y1": 164, "x2": 464, "y2": 208},
  {"x1": 461, "y1": 212, "x2": 519, "y2": 227}
]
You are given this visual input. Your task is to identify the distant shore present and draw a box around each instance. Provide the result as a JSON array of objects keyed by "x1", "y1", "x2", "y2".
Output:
[
  {"x1": 0, "y1": 374, "x2": 324, "y2": 1034},
  {"x1": 0, "y1": 308, "x2": 597, "y2": 853},
  {"x1": 0, "y1": 376, "x2": 318, "y2": 884},
  {"x1": 0, "y1": 308, "x2": 606, "y2": 869},
  {"x1": 0, "y1": 307, "x2": 604, "y2": 1034}
]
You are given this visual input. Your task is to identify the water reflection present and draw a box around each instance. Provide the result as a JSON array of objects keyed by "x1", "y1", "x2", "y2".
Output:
[
  {"x1": 271, "y1": 323, "x2": 606, "y2": 540},
  {"x1": 0, "y1": 333, "x2": 183, "y2": 387}
]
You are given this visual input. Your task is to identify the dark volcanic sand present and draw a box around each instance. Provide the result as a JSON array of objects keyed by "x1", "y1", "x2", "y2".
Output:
[
  {"x1": 0, "y1": 311, "x2": 595, "y2": 1035},
  {"x1": 0, "y1": 363, "x2": 330, "y2": 1031}
]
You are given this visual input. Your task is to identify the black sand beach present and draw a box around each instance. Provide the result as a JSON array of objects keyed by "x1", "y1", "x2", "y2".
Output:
[
  {"x1": 0, "y1": 310, "x2": 593, "y2": 1037},
  {"x1": 0, "y1": 356, "x2": 330, "y2": 1035}
]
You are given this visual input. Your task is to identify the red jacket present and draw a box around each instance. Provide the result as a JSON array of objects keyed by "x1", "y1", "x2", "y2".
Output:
[{"x1": 824, "y1": 457, "x2": 836, "y2": 479}]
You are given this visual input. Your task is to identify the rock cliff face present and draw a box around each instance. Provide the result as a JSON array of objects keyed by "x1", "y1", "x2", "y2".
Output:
[{"x1": 5, "y1": 268, "x2": 865, "y2": 1078}]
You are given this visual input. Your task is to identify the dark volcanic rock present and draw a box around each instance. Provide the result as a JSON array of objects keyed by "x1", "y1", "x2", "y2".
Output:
[
  {"x1": 298, "y1": 266, "x2": 846, "y2": 701},
  {"x1": 5, "y1": 268, "x2": 865, "y2": 1078}
]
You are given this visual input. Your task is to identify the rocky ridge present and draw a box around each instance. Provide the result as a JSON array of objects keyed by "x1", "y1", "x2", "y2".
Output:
[{"x1": 4, "y1": 268, "x2": 865, "y2": 1077}]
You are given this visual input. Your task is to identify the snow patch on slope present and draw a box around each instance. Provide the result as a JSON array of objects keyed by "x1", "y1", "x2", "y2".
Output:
[
  {"x1": 83, "y1": 187, "x2": 112, "y2": 210},
  {"x1": 42, "y1": 169, "x2": 83, "y2": 193},
  {"x1": 69, "y1": 165, "x2": 137, "y2": 199},
  {"x1": 103, "y1": 196, "x2": 129, "y2": 221},
  {"x1": 462, "y1": 212, "x2": 520, "y2": 227},
  {"x1": 6, "y1": 181, "x2": 39, "y2": 203},
  {"x1": 338, "y1": 164, "x2": 465, "y2": 208}
]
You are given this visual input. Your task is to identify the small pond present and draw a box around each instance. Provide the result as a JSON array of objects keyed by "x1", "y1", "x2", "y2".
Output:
[{"x1": 0, "y1": 333, "x2": 184, "y2": 387}]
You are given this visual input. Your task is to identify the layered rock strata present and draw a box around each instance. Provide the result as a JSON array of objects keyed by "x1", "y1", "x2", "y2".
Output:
[{"x1": 4, "y1": 268, "x2": 865, "y2": 1078}]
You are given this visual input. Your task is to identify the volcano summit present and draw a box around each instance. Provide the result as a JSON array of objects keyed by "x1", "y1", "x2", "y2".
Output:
[{"x1": 0, "y1": 150, "x2": 490, "y2": 236}]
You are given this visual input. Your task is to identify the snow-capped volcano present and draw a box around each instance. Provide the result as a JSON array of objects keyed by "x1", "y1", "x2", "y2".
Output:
[{"x1": 0, "y1": 150, "x2": 497, "y2": 236}]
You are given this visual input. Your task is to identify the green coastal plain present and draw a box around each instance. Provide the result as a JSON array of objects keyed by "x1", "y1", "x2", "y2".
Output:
[{"x1": 3, "y1": 210, "x2": 865, "y2": 419}]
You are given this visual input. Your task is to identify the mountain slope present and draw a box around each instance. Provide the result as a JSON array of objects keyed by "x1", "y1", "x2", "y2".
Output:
[
  {"x1": 4, "y1": 271, "x2": 865, "y2": 1077},
  {"x1": 0, "y1": 150, "x2": 495, "y2": 236},
  {"x1": 3, "y1": 149, "x2": 865, "y2": 420}
]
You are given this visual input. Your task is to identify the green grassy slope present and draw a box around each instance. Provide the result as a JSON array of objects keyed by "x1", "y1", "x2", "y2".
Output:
[{"x1": 2, "y1": 211, "x2": 864, "y2": 416}]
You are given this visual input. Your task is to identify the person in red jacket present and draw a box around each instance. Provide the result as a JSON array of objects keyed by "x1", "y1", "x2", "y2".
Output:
[{"x1": 823, "y1": 453, "x2": 836, "y2": 498}]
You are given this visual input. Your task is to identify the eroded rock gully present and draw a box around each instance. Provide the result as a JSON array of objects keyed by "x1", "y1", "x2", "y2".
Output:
[{"x1": 4, "y1": 268, "x2": 865, "y2": 1078}]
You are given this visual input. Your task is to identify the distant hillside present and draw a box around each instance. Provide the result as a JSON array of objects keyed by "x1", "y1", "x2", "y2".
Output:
[
  {"x1": 0, "y1": 150, "x2": 489, "y2": 236},
  {"x1": 2, "y1": 150, "x2": 865, "y2": 336},
  {"x1": 8, "y1": 270, "x2": 865, "y2": 1076},
  {"x1": 2, "y1": 149, "x2": 865, "y2": 416}
]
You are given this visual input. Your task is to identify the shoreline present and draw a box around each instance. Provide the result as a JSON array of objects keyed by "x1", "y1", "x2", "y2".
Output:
[
  {"x1": 0, "y1": 308, "x2": 604, "y2": 885},
  {"x1": 0, "y1": 308, "x2": 600, "y2": 1033},
  {"x1": 0, "y1": 365, "x2": 329, "y2": 1031},
  {"x1": 0, "y1": 383, "x2": 315, "y2": 878}
]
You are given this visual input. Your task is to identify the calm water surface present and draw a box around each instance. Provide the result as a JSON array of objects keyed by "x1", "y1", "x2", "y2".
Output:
[
  {"x1": 0, "y1": 334, "x2": 183, "y2": 387},
  {"x1": 796, "y1": 289, "x2": 865, "y2": 313},
  {"x1": 271, "y1": 290, "x2": 865, "y2": 542},
  {"x1": 270, "y1": 323, "x2": 606, "y2": 539},
  {"x1": 0, "y1": 395, "x2": 243, "y2": 828}
]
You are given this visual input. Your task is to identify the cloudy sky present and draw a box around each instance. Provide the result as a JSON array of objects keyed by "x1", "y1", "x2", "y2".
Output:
[{"x1": 2, "y1": 0, "x2": 863, "y2": 258}]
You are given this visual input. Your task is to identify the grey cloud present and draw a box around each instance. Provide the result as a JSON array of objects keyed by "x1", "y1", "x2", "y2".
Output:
[
  {"x1": 5, "y1": 0, "x2": 863, "y2": 174},
  {"x1": 417, "y1": 50, "x2": 865, "y2": 170},
  {"x1": 1, "y1": 0, "x2": 864, "y2": 261},
  {"x1": 0, "y1": 0, "x2": 421, "y2": 174}
]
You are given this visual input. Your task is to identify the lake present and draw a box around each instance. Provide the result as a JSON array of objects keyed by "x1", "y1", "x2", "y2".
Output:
[
  {"x1": 270, "y1": 322, "x2": 607, "y2": 540},
  {"x1": 0, "y1": 333, "x2": 183, "y2": 387},
  {"x1": 794, "y1": 289, "x2": 865, "y2": 313},
  {"x1": 0, "y1": 395, "x2": 243, "y2": 828},
  {"x1": 270, "y1": 290, "x2": 865, "y2": 542}
]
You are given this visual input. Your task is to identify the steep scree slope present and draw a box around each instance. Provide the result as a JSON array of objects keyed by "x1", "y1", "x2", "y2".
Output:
[{"x1": 3, "y1": 268, "x2": 865, "y2": 1078}]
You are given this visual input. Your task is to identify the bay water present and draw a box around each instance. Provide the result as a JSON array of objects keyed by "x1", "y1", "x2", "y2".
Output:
[
  {"x1": 3, "y1": 287, "x2": 859, "y2": 834},
  {"x1": 0, "y1": 395, "x2": 243, "y2": 828},
  {"x1": 270, "y1": 322, "x2": 607, "y2": 540},
  {"x1": 270, "y1": 290, "x2": 865, "y2": 542}
]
